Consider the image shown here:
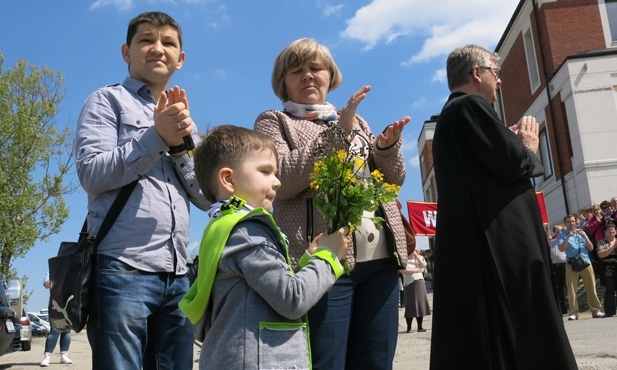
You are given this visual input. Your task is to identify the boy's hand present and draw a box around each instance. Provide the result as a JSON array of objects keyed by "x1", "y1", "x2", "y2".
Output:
[{"x1": 311, "y1": 227, "x2": 350, "y2": 260}]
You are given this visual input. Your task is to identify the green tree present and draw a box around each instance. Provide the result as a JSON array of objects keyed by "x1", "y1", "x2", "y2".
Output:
[{"x1": 0, "y1": 52, "x2": 76, "y2": 278}]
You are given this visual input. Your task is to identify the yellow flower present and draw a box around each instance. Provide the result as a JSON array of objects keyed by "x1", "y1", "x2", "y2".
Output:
[
  {"x1": 371, "y1": 169, "x2": 384, "y2": 182},
  {"x1": 313, "y1": 160, "x2": 323, "y2": 175},
  {"x1": 343, "y1": 169, "x2": 356, "y2": 183},
  {"x1": 309, "y1": 145, "x2": 399, "y2": 237},
  {"x1": 336, "y1": 149, "x2": 347, "y2": 163},
  {"x1": 385, "y1": 183, "x2": 401, "y2": 195}
]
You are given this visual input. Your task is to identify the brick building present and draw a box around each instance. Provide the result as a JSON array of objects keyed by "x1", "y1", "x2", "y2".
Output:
[{"x1": 418, "y1": 0, "x2": 617, "y2": 228}]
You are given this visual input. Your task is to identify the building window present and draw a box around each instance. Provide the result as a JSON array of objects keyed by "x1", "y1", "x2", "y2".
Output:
[
  {"x1": 420, "y1": 154, "x2": 426, "y2": 180},
  {"x1": 538, "y1": 127, "x2": 553, "y2": 179},
  {"x1": 530, "y1": 126, "x2": 553, "y2": 188},
  {"x1": 607, "y1": 0, "x2": 617, "y2": 45},
  {"x1": 523, "y1": 28, "x2": 541, "y2": 90}
]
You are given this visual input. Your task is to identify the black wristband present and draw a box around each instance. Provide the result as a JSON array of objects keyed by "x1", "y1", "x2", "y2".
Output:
[{"x1": 168, "y1": 143, "x2": 187, "y2": 154}]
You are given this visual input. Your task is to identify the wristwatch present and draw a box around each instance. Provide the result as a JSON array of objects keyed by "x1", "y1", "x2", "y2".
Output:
[{"x1": 168, "y1": 143, "x2": 187, "y2": 154}]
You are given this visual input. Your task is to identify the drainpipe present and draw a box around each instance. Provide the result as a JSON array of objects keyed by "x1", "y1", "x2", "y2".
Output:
[{"x1": 532, "y1": 0, "x2": 570, "y2": 215}]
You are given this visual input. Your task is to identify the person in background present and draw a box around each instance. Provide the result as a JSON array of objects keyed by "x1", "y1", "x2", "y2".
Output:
[
  {"x1": 600, "y1": 200, "x2": 613, "y2": 218},
  {"x1": 585, "y1": 204, "x2": 612, "y2": 284},
  {"x1": 597, "y1": 219, "x2": 617, "y2": 317},
  {"x1": 549, "y1": 225, "x2": 568, "y2": 315},
  {"x1": 179, "y1": 125, "x2": 349, "y2": 369},
  {"x1": 578, "y1": 206, "x2": 593, "y2": 229},
  {"x1": 610, "y1": 197, "x2": 617, "y2": 217},
  {"x1": 254, "y1": 38, "x2": 409, "y2": 369},
  {"x1": 430, "y1": 44, "x2": 577, "y2": 369},
  {"x1": 558, "y1": 214, "x2": 605, "y2": 320},
  {"x1": 401, "y1": 249, "x2": 431, "y2": 333},
  {"x1": 74, "y1": 11, "x2": 210, "y2": 369},
  {"x1": 586, "y1": 204, "x2": 606, "y2": 246},
  {"x1": 40, "y1": 272, "x2": 72, "y2": 367}
]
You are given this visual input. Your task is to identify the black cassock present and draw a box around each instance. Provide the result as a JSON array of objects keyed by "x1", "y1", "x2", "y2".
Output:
[{"x1": 430, "y1": 92, "x2": 577, "y2": 369}]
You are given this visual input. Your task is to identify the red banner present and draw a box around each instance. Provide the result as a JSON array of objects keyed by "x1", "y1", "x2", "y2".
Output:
[
  {"x1": 535, "y1": 191, "x2": 549, "y2": 226},
  {"x1": 406, "y1": 201, "x2": 438, "y2": 236},
  {"x1": 406, "y1": 191, "x2": 548, "y2": 236}
]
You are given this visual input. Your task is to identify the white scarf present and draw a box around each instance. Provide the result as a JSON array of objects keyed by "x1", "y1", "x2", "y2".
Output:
[{"x1": 283, "y1": 100, "x2": 339, "y2": 122}]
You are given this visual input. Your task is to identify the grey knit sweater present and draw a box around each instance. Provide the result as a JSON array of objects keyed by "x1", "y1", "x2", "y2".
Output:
[{"x1": 254, "y1": 109, "x2": 409, "y2": 270}]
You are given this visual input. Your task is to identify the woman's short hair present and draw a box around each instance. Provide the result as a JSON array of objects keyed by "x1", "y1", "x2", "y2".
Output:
[
  {"x1": 446, "y1": 44, "x2": 500, "y2": 91},
  {"x1": 271, "y1": 38, "x2": 342, "y2": 102}
]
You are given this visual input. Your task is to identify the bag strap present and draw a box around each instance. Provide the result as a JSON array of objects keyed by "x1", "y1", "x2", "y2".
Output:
[{"x1": 90, "y1": 180, "x2": 139, "y2": 249}]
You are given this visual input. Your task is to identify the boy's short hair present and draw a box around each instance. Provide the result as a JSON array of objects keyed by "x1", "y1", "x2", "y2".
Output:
[
  {"x1": 194, "y1": 125, "x2": 278, "y2": 202},
  {"x1": 126, "y1": 11, "x2": 183, "y2": 49}
]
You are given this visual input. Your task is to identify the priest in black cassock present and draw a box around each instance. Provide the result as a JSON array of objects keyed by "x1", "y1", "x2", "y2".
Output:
[{"x1": 429, "y1": 44, "x2": 577, "y2": 370}]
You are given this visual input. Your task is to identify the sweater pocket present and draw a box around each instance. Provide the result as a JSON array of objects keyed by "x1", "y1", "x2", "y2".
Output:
[{"x1": 258, "y1": 321, "x2": 310, "y2": 370}]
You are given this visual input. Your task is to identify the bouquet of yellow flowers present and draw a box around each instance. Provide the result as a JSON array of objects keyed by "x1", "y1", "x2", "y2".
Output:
[{"x1": 309, "y1": 147, "x2": 400, "y2": 235}]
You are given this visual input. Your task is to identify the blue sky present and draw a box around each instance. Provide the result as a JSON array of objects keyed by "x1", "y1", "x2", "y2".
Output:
[{"x1": 1, "y1": 0, "x2": 518, "y2": 313}]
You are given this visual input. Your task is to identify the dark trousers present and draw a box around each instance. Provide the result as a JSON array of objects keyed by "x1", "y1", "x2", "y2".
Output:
[
  {"x1": 605, "y1": 273, "x2": 617, "y2": 316},
  {"x1": 308, "y1": 258, "x2": 399, "y2": 370},
  {"x1": 551, "y1": 263, "x2": 567, "y2": 314}
]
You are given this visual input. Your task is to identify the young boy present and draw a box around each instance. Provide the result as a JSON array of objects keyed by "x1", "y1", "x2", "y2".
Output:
[{"x1": 179, "y1": 125, "x2": 349, "y2": 369}]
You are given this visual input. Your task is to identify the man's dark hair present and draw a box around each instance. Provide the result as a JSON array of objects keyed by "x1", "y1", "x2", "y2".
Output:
[{"x1": 126, "y1": 11, "x2": 183, "y2": 49}]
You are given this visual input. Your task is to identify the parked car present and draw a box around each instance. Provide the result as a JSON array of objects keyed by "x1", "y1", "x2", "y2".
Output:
[
  {"x1": 12, "y1": 309, "x2": 32, "y2": 351},
  {"x1": 31, "y1": 320, "x2": 49, "y2": 338},
  {"x1": 0, "y1": 275, "x2": 17, "y2": 356},
  {"x1": 27, "y1": 312, "x2": 50, "y2": 332},
  {"x1": 6, "y1": 279, "x2": 31, "y2": 352},
  {"x1": 39, "y1": 308, "x2": 49, "y2": 323}
]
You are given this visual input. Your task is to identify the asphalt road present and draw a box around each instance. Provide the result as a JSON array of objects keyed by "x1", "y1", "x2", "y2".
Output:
[{"x1": 1, "y1": 292, "x2": 616, "y2": 369}]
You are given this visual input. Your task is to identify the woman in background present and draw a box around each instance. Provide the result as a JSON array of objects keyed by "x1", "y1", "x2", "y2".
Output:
[{"x1": 401, "y1": 249, "x2": 431, "y2": 333}]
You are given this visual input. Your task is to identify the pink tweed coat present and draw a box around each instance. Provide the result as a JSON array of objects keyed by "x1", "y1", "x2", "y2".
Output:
[{"x1": 254, "y1": 109, "x2": 408, "y2": 270}]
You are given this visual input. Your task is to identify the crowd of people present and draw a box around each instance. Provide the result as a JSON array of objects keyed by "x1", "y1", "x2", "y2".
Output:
[{"x1": 548, "y1": 198, "x2": 617, "y2": 320}]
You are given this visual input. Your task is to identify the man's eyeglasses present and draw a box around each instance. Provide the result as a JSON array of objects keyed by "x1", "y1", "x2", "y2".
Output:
[{"x1": 480, "y1": 66, "x2": 501, "y2": 79}]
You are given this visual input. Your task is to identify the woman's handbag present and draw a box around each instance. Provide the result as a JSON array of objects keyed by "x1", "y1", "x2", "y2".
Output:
[{"x1": 48, "y1": 181, "x2": 137, "y2": 333}]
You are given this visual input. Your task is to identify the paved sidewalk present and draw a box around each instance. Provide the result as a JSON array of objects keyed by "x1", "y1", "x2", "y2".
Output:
[{"x1": 2, "y1": 291, "x2": 616, "y2": 369}]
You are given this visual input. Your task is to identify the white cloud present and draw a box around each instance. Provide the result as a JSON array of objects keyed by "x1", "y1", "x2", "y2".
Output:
[
  {"x1": 90, "y1": 0, "x2": 133, "y2": 11},
  {"x1": 401, "y1": 137, "x2": 417, "y2": 152},
  {"x1": 323, "y1": 4, "x2": 344, "y2": 17},
  {"x1": 342, "y1": 0, "x2": 518, "y2": 61},
  {"x1": 89, "y1": 0, "x2": 207, "y2": 11},
  {"x1": 212, "y1": 69, "x2": 227, "y2": 79},
  {"x1": 410, "y1": 97, "x2": 427, "y2": 109},
  {"x1": 432, "y1": 68, "x2": 446, "y2": 83},
  {"x1": 408, "y1": 154, "x2": 420, "y2": 168}
]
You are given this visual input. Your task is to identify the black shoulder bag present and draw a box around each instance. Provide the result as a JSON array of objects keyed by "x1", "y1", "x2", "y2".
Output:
[{"x1": 48, "y1": 180, "x2": 137, "y2": 333}]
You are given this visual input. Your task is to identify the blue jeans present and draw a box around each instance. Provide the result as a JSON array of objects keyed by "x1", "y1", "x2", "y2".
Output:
[
  {"x1": 87, "y1": 255, "x2": 193, "y2": 370},
  {"x1": 45, "y1": 324, "x2": 71, "y2": 353},
  {"x1": 308, "y1": 258, "x2": 399, "y2": 370}
]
